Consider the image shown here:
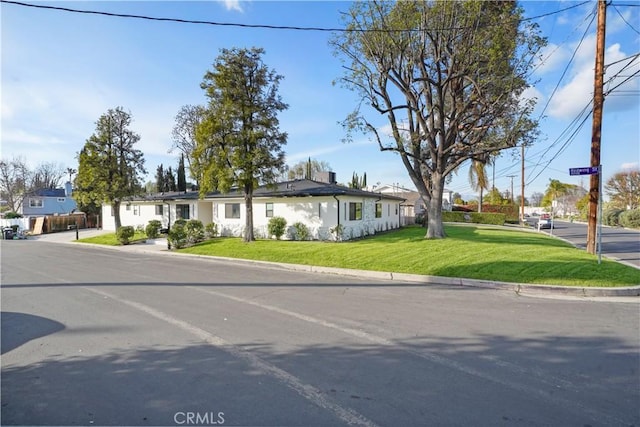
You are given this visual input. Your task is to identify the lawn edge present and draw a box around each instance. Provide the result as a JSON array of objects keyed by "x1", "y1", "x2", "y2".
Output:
[{"x1": 166, "y1": 251, "x2": 640, "y2": 297}]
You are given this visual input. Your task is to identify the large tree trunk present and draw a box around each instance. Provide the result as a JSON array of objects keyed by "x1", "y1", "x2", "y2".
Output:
[
  {"x1": 425, "y1": 174, "x2": 446, "y2": 239},
  {"x1": 113, "y1": 200, "x2": 122, "y2": 230},
  {"x1": 244, "y1": 186, "x2": 254, "y2": 242},
  {"x1": 478, "y1": 187, "x2": 483, "y2": 213}
]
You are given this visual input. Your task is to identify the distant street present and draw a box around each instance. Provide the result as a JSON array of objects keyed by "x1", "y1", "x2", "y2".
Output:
[
  {"x1": 2, "y1": 240, "x2": 639, "y2": 426},
  {"x1": 535, "y1": 220, "x2": 640, "y2": 267}
]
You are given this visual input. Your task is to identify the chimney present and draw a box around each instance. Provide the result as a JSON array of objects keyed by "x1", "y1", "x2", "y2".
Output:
[
  {"x1": 65, "y1": 182, "x2": 72, "y2": 197},
  {"x1": 314, "y1": 171, "x2": 336, "y2": 184}
]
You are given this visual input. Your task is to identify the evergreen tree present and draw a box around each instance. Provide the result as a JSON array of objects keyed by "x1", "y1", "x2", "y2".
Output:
[
  {"x1": 165, "y1": 166, "x2": 177, "y2": 192},
  {"x1": 155, "y1": 164, "x2": 165, "y2": 192},
  {"x1": 193, "y1": 47, "x2": 288, "y2": 242},
  {"x1": 177, "y1": 154, "x2": 187, "y2": 191},
  {"x1": 75, "y1": 107, "x2": 146, "y2": 230}
]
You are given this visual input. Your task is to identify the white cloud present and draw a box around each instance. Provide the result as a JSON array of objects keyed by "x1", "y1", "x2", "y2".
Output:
[
  {"x1": 286, "y1": 139, "x2": 374, "y2": 164},
  {"x1": 534, "y1": 43, "x2": 571, "y2": 75},
  {"x1": 621, "y1": 162, "x2": 639, "y2": 170},
  {"x1": 547, "y1": 37, "x2": 639, "y2": 119},
  {"x1": 222, "y1": 0, "x2": 243, "y2": 12}
]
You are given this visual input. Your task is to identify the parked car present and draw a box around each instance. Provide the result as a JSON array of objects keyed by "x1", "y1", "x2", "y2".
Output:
[{"x1": 538, "y1": 215, "x2": 552, "y2": 229}]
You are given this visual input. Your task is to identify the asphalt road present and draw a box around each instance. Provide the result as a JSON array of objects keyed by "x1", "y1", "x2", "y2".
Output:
[
  {"x1": 531, "y1": 219, "x2": 640, "y2": 267},
  {"x1": 2, "y1": 240, "x2": 639, "y2": 426}
]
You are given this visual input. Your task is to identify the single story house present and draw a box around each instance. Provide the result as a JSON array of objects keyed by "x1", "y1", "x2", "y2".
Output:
[
  {"x1": 102, "y1": 177, "x2": 405, "y2": 241},
  {"x1": 21, "y1": 182, "x2": 78, "y2": 217}
]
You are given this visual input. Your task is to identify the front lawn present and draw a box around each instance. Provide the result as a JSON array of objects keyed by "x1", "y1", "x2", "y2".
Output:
[
  {"x1": 178, "y1": 225, "x2": 640, "y2": 287},
  {"x1": 78, "y1": 230, "x2": 147, "y2": 246}
]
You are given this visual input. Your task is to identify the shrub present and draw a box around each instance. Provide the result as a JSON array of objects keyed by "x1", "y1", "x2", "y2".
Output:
[
  {"x1": 205, "y1": 222, "x2": 218, "y2": 239},
  {"x1": 167, "y1": 222, "x2": 187, "y2": 249},
  {"x1": 330, "y1": 223, "x2": 344, "y2": 241},
  {"x1": 145, "y1": 220, "x2": 162, "y2": 239},
  {"x1": 292, "y1": 222, "x2": 310, "y2": 241},
  {"x1": 619, "y1": 209, "x2": 640, "y2": 229},
  {"x1": 185, "y1": 219, "x2": 205, "y2": 244},
  {"x1": 603, "y1": 208, "x2": 624, "y2": 227},
  {"x1": 268, "y1": 216, "x2": 287, "y2": 240},
  {"x1": 4, "y1": 211, "x2": 22, "y2": 219},
  {"x1": 442, "y1": 211, "x2": 506, "y2": 225},
  {"x1": 116, "y1": 226, "x2": 135, "y2": 245}
]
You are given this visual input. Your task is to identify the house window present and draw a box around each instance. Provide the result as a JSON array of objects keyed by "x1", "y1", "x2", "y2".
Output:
[
  {"x1": 29, "y1": 198, "x2": 43, "y2": 208},
  {"x1": 155, "y1": 204, "x2": 163, "y2": 215},
  {"x1": 57, "y1": 198, "x2": 66, "y2": 202},
  {"x1": 133, "y1": 205, "x2": 139, "y2": 215},
  {"x1": 225, "y1": 203, "x2": 240, "y2": 219},
  {"x1": 318, "y1": 202, "x2": 322, "y2": 218},
  {"x1": 375, "y1": 202, "x2": 382, "y2": 218},
  {"x1": 349, "y1": 202, "x2": 362, "y2": 221},
  {"x1": 265, "y1": 202, "x2": 273, "y2": 217},
  {"x1": 125, "y1": 204, "x2": 131, "y2": 211},
  {"x1": 395, "y1": 204, "x2": 398, "y2": 215},
  {"x1": 176, "y1": 204, "x2": 190, "y2": 219}
]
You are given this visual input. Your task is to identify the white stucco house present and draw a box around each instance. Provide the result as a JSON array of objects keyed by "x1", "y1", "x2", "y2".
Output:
[{"x1": 102, "y1": 177, "x2": 405, "y2": 241}]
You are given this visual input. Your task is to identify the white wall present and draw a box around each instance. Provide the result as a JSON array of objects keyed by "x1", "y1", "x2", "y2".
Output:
[{"x1": 103, "y1": 195, "x2": 402, "y2": 240}]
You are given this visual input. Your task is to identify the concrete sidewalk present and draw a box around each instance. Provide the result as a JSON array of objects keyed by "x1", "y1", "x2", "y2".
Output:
[{"x1": 23, "y1": 229, "x2": 640, "y2": 299}]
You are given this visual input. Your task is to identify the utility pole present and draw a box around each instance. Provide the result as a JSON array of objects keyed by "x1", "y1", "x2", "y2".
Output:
[
  {"x1": 507, "y1": 175, "x2": 516, "y2": 205},
  {"x1": 520, "y1": 145, "x2": 526, "y2": 223},
  {"x1": 587, "y1": 0, "x2": 606, "y2": 255}
]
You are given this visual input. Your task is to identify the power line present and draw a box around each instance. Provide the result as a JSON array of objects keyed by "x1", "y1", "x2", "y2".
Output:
[
  {"x1": 0, "y1": 0, "x2": 592, "y2": 33},
  {"x1": 612, "y1": 5, "x2": 640, "y2": 35}
]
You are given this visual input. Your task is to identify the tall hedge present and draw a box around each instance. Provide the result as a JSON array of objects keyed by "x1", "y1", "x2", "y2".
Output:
[
  {"x1": 619, "y1": 209, "x2": 640, "y2": 229},
  {"x1": 442, "y1": 211, "x2": 506, "y2": 225}
]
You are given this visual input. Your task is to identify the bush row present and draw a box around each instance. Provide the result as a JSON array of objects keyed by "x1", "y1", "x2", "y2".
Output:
[
  {"x1": 442, "y1": 211, "x2": 506, "y2": 226},
  {"x1": 619, "y1": 209, "x2": 640, "y2": 229},
  {"x1": 602, "y1": 208, "x2": 640, "y2": 228},
  {"x1": 267, "y1": 216, "x2": 312, "y2": 241},
  {"x1": 116, "y1": 219, "x2": 218, "y2": 246}
]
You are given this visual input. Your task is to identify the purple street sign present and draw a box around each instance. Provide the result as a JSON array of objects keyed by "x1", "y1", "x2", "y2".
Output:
[{"x1": 569, "y1": 166, "x2": 600, "y2": 176}]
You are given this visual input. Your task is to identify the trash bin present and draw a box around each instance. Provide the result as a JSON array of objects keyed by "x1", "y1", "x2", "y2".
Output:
[{"x1": 3, "y1": 227, "x2": 14, "y2": 240}]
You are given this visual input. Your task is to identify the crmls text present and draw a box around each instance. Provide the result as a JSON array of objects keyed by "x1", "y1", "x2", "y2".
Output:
[{"x1": 174, "y1": 411, "x2": 225, "y2": 425}]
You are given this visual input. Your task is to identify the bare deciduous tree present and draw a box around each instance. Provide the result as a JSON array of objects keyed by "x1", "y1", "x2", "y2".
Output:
[{"x1": 332, "y1": 1, "x2": 544, "y2": 238}]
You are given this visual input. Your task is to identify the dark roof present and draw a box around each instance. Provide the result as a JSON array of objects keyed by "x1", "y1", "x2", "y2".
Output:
[
  {"x1": 130, "y1": 179, "x2": 405, "y2": 202},
  {"x1": 28, "y1": 188, "x2": 66, "y2": 198}
]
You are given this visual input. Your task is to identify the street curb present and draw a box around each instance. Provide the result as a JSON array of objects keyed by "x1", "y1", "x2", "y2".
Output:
[
  {"x1": 42, "y1": 239, "x2": 640, "y2": 298},
  {"x1": 134, "y1": 246, "x2": 640, "y2": 297}
]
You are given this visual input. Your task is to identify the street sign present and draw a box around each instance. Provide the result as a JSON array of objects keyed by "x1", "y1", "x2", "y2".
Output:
[{"x1": 569, "y1": 166, "x2": 600, "y2": 176}]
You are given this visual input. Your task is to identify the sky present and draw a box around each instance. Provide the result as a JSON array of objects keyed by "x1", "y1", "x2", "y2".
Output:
[{"x1": 2, "y1": 0, "x2": 639, "y2": 202}]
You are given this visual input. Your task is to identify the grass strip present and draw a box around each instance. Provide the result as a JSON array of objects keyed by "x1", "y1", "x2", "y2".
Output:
[
  {"x1": 177, "y1": 225, "x2": 640, "y2": 287},
  {"x1": 79, "y1": 225, "x2": 639, "y2": 287}
]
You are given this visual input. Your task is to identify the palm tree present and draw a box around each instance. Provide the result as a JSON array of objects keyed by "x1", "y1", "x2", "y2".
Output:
[
  {"x1": 65, "y1": 167, "x2": 77, "y2": 183},
  {"x1": 469, "y1": 155, "x2": 490, "y2": 212}
]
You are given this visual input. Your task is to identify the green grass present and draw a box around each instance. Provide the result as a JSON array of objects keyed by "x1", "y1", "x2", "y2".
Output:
[
  {"x1": 176, "y1": 225, "x2": 640, "y2": 287},
  {"x1": 78, "y1": 230, "x2": 147, "y2": 246}
]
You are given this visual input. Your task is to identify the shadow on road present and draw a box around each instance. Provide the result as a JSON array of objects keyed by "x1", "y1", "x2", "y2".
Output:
[
  {"x1": 2, "y1": 332, "x2": 638, "y2": 426},
  {"x1": 1, "y1": 312, "x2": 65, "y2": 355}
]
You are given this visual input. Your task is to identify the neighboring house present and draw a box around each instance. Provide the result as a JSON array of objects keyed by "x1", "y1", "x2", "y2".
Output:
[
  {"x1": 367, "y1": 183, "x2": 452, "y2": 223},
  {"x1": 102, "y1": 177, "x2": 405, "y2": 241},
  {"x1": 20, "y1": 182, "x2": 78, "y2": 217}
]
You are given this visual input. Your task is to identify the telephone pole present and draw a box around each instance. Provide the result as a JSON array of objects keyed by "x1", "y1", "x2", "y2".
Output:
[
  {"x1": 507, "y1": 175, "x2": 516, "y2": 205},
  {"x1": 587, "y1": 0, "x2": 606, "y2": 255},
  {"x1": 521, "y1": 145, "x2": 526, "y2": 223}
]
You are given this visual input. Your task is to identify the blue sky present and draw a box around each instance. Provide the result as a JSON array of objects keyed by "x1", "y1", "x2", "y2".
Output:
[{"x1": 2, "y1": 1, "x2": 639, "y2": 201}]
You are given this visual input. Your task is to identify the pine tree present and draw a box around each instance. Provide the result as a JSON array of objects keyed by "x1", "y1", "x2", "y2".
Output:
[
  {"x1": 155, "y1": 164, "x2": 165, "y2": 192},
  {"x1": 177, "y1": 154, "x2": 187, "y2": 192}
]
